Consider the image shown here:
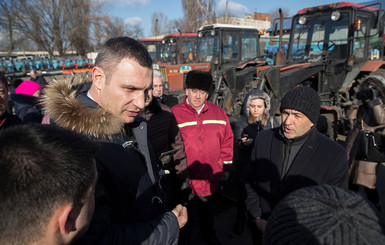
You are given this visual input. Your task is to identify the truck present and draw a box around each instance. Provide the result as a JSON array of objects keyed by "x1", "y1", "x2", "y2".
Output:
[{"x1": 256, "y1": 1, "x2": 385, "y2": 139}]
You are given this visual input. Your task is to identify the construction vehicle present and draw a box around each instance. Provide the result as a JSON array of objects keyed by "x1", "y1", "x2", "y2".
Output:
[
  {"x1": 156, "y1": 32, "x2": 210, "y2": 94},
  {"x1": 256, "y1": 1, "x2": 385, "y2": 139},
  {"x1": 159, "y1": 32, "x2": 197, "y2": 64},
  {"x1": 195, "y1": 24, "x2": 267, "y2": 121},
  {"x1": 139, "y1": 35, "x2": 163, "y2": 63}
]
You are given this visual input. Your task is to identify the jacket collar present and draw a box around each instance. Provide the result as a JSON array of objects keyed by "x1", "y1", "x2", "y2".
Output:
[{"x1": 41, "y1": 80, "x2": 125, "y2": 139}]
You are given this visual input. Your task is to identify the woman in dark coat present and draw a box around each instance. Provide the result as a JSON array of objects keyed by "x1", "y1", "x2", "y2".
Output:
[{"x1": 232, "y1": 89, "x2": 279, "y2": 234}]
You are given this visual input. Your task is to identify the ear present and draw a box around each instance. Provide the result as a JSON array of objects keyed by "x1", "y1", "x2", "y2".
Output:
[
  {"x1": 92, "y1": 67, "x2": 104, "y2": 90},
  {"x1": 58, "y1": 205, "x2": 82, "y2": 235}
]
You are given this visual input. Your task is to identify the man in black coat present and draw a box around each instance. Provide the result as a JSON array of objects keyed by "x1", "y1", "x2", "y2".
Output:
[
  {"x1": 42, "y1": 37, "x2": 187, "y2": 245},
  {"x1": 244, "y1": 86, "x2": 348, "y2": 244}
]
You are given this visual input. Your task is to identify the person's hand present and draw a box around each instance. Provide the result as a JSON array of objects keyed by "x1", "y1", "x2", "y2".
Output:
[
  {"x1": 254, "y1": 217, "x2": 267, "y2": 233},
  {"x1": 243, "y1": 138, "x2": 253, "y2": 146},
  {"x1": 172, "y1": 204, "x2": 188, "y2": 228}
]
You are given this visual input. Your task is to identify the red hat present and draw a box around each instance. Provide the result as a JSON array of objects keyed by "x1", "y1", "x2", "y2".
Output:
[{"x1": 15, "y1": 80, "x2": 40, "y2": 96}]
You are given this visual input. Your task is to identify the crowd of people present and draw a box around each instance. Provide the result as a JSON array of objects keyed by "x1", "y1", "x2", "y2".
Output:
[{"x1": 1, "y1": 36, "x2": 385, "y2": 245}]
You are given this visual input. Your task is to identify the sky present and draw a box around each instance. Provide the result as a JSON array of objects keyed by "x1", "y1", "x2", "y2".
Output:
[{"x1": 100, "y1": 0, "x2": 366, "y2": 37}]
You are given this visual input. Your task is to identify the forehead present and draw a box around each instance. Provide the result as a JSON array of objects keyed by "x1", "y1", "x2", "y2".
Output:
[
  {"x1": 112, "y1": 58, "x2": 152, "y2": 88},
  {"x1": 153, "y1": 76, "x2": 163, "y2": 85},
  {"x1": 250, "y1": 98, "x2": 265, "y2": 104},
  {"x1": 282, "y1": 108, "x2": 306, "y2": 116},
  {"x1": 187, "y1": 88, "x2": 207, "y2": 93}
]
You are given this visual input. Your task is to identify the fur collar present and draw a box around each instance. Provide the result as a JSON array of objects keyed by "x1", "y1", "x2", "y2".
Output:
[{"x1": 41, "y1": 80, "x2": 124, "y2": 138}]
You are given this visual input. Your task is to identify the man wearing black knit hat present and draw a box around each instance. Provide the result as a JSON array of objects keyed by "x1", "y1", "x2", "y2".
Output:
[
  {"x1": 172, "y1": 70, "x2": 234, "y2": 245},
  {"x1": 244, "y1": 86, "x2": 349, "y2": 245}
]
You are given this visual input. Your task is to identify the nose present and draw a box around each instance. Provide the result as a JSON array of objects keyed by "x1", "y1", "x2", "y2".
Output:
[
  {"x1": 133, "y1": 91, "x2": 145, "y2": 110},
  {"x1": 283, "y1": 114, "x2": 294, "y2": 125},
  {"x1": 196, "y1": 91, "x2": 202, "y2": 98}
]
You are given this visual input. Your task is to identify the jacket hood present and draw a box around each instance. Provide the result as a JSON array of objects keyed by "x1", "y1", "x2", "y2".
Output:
[
  {"x1": 242, "y1": 89, "x2": 271, "y2": 118},
  {"x1": 41, "y1": 79, "x2": 124, "y2": 138}
]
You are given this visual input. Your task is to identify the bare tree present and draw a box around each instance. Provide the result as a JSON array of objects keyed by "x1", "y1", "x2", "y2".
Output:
[
  {"x1": 13, "y1": 0, "x2": 70, "y2": 56},
  {"x1": 151, "y1": 12, "x2": 172, "y2": 36},
  {"x1": 103, "y1": 15, "x2": 144, "y2": 40},
  {"x1": 181, "y1": 0, "x2": 216, "y2": 32},
  {"x1": 0, "y1": 1, "x2": 21, "y2": 55},
  {"x1": 65, "y1": 0, "x2": 92, "y2": 56}
]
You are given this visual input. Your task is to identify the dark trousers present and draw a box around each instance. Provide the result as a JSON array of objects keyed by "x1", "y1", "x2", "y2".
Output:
[{"x1": 179, "y1": 194, "x2": 216, "y2": 244}]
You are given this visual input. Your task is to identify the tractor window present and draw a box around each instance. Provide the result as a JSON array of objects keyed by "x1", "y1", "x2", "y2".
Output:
[
  {"x1": 353, "y1": 17, "x2": 368, "y2": 59},
  {"x1": 241, "y1": 32, "x2": 258, "y2": 60},
  {"x1": 289, "y1": 12, "x2": 349, "y2": 62},
  {"x1": 147, "y1": 44, "x2": 158, "y2": 62},
  {"x1": 222, "y1": 32, "x2": 239, "y2": 62},
  {"x1": 182, "y1": 39, "x2": 196, "y2": 63},
  {"x1": 197, "y1": 33, "x2": 219, "y2": 63}
]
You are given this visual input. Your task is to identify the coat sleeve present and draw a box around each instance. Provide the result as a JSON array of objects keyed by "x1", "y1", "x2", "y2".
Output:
[
  {"x1": 326, "y1": 148, "x2": 349, "y2": 190},
  {"x1": 221, "y1": 112, "x2": 234, "y2": 172},
  {"x1": 244, "y1": 135, "x2": 262, "y2": 218},
  {"x1": 75, "y1": 179, "x2": 180, "y2": 245},
  {"x1": 169, "y1": 111, "x2": 189, "y2": 182}
]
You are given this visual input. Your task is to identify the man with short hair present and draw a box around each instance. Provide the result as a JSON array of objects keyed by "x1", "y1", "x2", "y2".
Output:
[
  {"x1": 0, "y1": 124, "x2": 98, "y2": 245},
  {"x1": 172, "y1": 70, "x2": 234, "y2": 244},
  {"x1": 43, "y1": 37, "x2": 187, "y2": 244},
  {"x1": 0, "y1": 71, "x2": 22, "y2": 129},
  {"x1": 153, "y1": 69, "x2": 179, "y2": 107},
  {"x1": 245, "y1": 86, "x2": 348, "y2": 244}
]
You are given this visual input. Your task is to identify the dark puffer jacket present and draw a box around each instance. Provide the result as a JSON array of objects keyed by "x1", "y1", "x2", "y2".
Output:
[
  {"x1": 42, "y1": 80, "x2": 180, "y2": 245},
  {"x1": 10, "y1": 93, "x2": 42, "y2": 123}
]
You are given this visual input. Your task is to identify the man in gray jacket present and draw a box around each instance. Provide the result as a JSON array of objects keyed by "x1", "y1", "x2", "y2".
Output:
[
  {"x1": 245, "y1": 86, "x2": 348, "y2": 245},
  {"x1": 43, "y1": 37, "x2": 187, "y2": 244}
]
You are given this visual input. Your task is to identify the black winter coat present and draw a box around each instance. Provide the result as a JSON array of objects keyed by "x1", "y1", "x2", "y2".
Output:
[
  {"x1": 245, "y1": 126, "x2": 349, "y2": 219},
  {"x1": 42, "y1": 81, "x2": 180, "y2": 245}
]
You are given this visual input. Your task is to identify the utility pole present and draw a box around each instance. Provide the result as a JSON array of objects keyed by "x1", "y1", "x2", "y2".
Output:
[{"x1": 225, "y1": 0, "x2": 228, "y2": 24}]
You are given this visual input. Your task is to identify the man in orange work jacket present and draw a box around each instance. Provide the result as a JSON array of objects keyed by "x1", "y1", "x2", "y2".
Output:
[{"x1": 172, "y1": 70, "x2": 233, "y2": 245}]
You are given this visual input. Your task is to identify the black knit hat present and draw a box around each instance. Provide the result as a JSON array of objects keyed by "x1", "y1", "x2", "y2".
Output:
[
  {"x1": 263, "y1": 185, "x2": 385, "y2": 245},
  {"x1": 280, "y1": 86, "x2": 320, "y2": 123},
  {"x1": 185, "y1": 70, "x2": 213, "y2": 93}
]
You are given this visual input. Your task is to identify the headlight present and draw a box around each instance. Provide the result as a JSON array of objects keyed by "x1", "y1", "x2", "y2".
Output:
[
  {"x1": 299, "y1": 16, "x2": 306, "y2": 25},
  {"x1": 162, "y1": 39, "x2": 166, "y2": 44},
  {"x1": 331, "y1": 11, "x2": 341, "y2": 21},
  {"x1": 211, "y1": 30, "x2": 216, "y2": 36},
  {"x1": 170, "y1": 39, "x2": 174, "y2": 43},
  {"x1": 198, "y1": 32, "x2": 203, "y2": 38}
]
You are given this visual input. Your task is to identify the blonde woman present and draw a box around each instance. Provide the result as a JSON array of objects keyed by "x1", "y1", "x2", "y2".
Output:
[{"x1": 233, "y1": 89, "x2": 279, "y2": 234}]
